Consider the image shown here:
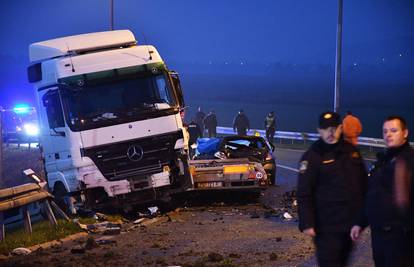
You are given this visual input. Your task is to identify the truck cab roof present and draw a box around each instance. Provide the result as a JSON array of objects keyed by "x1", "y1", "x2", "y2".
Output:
[{"x1": 29, "y1": 30, "x2": 136, "y2": 63}]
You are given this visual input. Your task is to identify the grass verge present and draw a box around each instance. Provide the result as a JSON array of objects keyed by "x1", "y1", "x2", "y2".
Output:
[{"x1": 0, "y1": 219, "x2": 82, "y2": 255}]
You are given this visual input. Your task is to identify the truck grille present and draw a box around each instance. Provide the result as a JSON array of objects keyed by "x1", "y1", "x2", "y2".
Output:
[{"x1": 82, "y1": 131, "x2": 183, "y2": 181}]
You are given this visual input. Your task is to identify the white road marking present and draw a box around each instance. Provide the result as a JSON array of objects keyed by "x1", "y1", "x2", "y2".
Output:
[{"x1": 277, "y1": 164, "x2": 299, "y2": 173}]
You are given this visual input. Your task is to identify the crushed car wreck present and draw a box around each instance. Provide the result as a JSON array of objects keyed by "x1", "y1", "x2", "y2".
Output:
[
  {"x1": 192, "y1": 136, "x2": 277, "y2": 185},
  {"x1": 188, "y1": 136, "x2": 277, "y2": 191}
]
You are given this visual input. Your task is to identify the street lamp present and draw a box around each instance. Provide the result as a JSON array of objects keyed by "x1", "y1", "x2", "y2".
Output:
[
  {"x1": 334, "y1": 0, "x2": 343, "y2": 113},
  {"x1": 110, "y1": 0, "x2": 114, "y2": 30}
]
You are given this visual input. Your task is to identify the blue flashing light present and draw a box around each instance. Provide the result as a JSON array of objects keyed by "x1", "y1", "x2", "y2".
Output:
[{"x1": 13, "y1": 104, "x2": 31, "y2": 114}]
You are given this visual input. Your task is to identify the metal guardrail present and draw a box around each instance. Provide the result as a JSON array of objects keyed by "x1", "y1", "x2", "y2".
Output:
[{"x1": 216, "y1": 126, "x2": 414, "y2": 148}]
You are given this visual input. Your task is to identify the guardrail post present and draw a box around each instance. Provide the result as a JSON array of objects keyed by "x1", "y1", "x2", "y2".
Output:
[
  {"x1": 0, "y1": 212, "x2": 4, "y2": 241},
  {"x1": 21, "y1": 206, "x2": 33, "y2": 234},
  {"x1": 42, "y1": 200, "x2": 57, "y2": 226}
]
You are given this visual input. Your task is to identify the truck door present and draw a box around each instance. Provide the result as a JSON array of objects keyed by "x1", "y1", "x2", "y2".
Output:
[{"x1": 41, "y1": 89, "x2": 72, "y2": 174}]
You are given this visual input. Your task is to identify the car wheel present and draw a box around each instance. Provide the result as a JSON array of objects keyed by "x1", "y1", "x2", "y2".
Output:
[{"x1": 269, "y1": 171, "x2": 276, "y2": 186}]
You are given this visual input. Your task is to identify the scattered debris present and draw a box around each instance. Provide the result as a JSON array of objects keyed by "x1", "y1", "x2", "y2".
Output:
[
  {"x1": 95, "y1": 236, "x2": 117, "y2": 245},
  {"x1": 76, "y1": 208, "x2": 96, "y2": 218},
  {"x1": 228, "y1": 253, "x2": 241, "y2": 258},
  {"x1": 148, "y1": 206, "x2": 159, "y2": 216},
  {"x1": 103, "y1": 227, "x2": 121, "y2": 235},
  {"x1": 70, "y1": 245, "x2": 85, "y2": 254},
  {"x1": 208, "y1": 252, "x2": 224, "y2": 262},
  {"x1": 84, "y1": 237, "x2": 98, "y2": 250},
  {"x1": 11, "y1": 247, "x2": 32, "y2": 256},
  {"x1": 95, "y1": 212, "x2": 108, "y2": 221},
  {"x1": 269, "y1": 252, "x2": 278, "y2": 261},
  {"x1": 266, "y1": 190, "x2": 298, "y2": 221},
  {"x1": 133, "y1": 218, "x2": 147, "y2": 224},
  {"x1": 140, "y1": 217, "x2": 161, "y2": 227},
  {"x1": 283, "y1": 212, "x2": 293, "y2": 220},
  {"x1": 87, "y1": 222, "x2": 122, "y2": 234}
]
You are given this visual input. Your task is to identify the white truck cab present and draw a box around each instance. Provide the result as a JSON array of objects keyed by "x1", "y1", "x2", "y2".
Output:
[{"x1": 27, "y1": 30, "x2": 191, "y2": 210}]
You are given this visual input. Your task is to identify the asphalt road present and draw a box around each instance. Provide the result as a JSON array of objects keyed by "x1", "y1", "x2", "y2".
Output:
[{"x1": 1, "y1": 145, "x2": 375, "y2": 266}]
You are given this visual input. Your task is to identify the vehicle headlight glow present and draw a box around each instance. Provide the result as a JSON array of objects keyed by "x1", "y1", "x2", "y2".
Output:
[{"x1": 23, "y1": 123, "x2": 39, "y2": 136}]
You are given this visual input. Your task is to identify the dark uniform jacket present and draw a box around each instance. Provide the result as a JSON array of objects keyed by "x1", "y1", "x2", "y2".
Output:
[
  {"x1": 203, "y1": 113, "x2": 217, "y2": 131},
  {"x1": 297, "y1": 139, "x2": 367, "y2": 233},
  {"x1": 357, "y1": 141, "x2": 414, "y2": 230},
  {"x1": 233, "y1": 114, "x2": 250, "y2": 135},
  {"x1": 187, "y1": 121, "x2": 202, "y2": 144}
]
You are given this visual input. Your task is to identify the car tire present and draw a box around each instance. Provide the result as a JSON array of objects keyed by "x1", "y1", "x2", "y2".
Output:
[{"x1": 269, "y1": 171, "x2": 276, "y2": 186}]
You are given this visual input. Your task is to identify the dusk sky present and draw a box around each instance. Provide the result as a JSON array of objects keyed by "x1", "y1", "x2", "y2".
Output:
[{"x1": 0, "y1": 0, "x2": 413, "y2": 136}]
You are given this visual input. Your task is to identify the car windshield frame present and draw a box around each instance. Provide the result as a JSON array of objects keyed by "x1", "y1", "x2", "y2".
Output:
[{"x1": 222, "y1": 137, "x2": 269, "y2": 151}]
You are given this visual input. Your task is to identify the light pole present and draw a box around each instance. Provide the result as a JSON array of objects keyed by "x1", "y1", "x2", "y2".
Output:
[
  {"x1": 0, "y1": 107, "x2": 3, "y2": 185},
  {"x1": 110, "y1": 0, "x2": 114, "y2": 30},
  {"x1": 334, "y1": 0, "x2": 343, "y2": 113}
]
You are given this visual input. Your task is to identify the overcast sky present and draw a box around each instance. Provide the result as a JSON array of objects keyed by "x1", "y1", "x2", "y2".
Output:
[
  {"x1": 1, "y1": 0, "x2": 413, "y2": 62},
  {"x1": 0, "y1": 0, "x2": 413, "y2": 107}
]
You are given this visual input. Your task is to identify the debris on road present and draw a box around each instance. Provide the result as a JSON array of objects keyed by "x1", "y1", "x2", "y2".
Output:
[
  {"x1": 95, "y1": 236, "x2": 117, "y2": 245},
  {"x1": 70, "y1": 245, "x2": 85, "y2": 254},
  {"x1": 11, "y1": 247, "x2": 32, "y2": 256},
  {"x1": 133, "y1": 218, "x2": 147, "y2": 224},
  {"x1": 84, "y1": 237, "x2": 98, "y2": 250},
  {"x1": 283, "y1": 212, "x2": 293, "y2": 220}
]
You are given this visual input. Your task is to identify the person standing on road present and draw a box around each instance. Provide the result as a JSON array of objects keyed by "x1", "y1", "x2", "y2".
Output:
[
  {"x1": 187, "y1": 118, "x2": 203, "y2": 158},
  {"x1": 195, "y1": 107, "x2": 206, "y2": 137},
  {"x1": 350, "y1": 116, "x2": 414, "y2": 267},
  {"x1": 203, "y1": 110, "x2": 217, "y2": 138},
  {"x1": 297, "y1": 111, "x2": 367, "y2": 267},
  {"x1": 342, "y1": 110, "x2": 362, "y2": 146},
  {"x1": 264, "y1": 111, "x2": 276, "y2": 144},
  {"x1": 233, "y1": 109, "x2": 250, "y2": 136}
]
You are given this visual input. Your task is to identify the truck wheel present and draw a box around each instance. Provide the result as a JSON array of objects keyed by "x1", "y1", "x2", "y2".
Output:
[{"x1": 53, "y1": 183, "x2": 70, "y2": 215}]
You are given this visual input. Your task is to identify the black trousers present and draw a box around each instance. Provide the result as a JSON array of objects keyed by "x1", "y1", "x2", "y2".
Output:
[
  {"x1": 266, "y1": 127, "x2": 275, "y2": 144},
  {"x1": 207, "y1": 128, "x2": 216, "y2": 138},
  {"x1": 371, "y1": 227, "x2": 414, "y2": 267},
  {"x1": 314, "y1": 232, "x2": 353, "y2": 267}
]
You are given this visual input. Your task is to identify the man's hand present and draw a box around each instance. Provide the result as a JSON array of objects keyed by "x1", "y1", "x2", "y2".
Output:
[
  {"x1": 350, "y1": 225, "x2": 362, "y2": 241},
  {"x1": 303, "y1": 227, "x2": 316, "y2": 237}
]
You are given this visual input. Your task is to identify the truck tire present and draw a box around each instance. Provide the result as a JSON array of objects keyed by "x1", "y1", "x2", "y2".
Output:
[{"x1": 53, "y1": 183, "x2": 70, "y2": 215}]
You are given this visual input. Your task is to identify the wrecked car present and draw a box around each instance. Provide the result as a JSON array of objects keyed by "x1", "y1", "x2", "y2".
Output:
[{"x1": 193, "y1": 136, "x2": 276, "y2": 185}]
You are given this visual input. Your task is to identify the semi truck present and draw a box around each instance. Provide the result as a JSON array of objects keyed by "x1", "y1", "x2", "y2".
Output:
[{"x1": 27, "y1": 30, "x2": 191, "y2": 212}]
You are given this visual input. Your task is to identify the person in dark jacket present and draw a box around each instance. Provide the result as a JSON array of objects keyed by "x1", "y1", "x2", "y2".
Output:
[
  {"x1": 195, "y1": 107, "x2": 206, "y2": 137},
  {"x1": 203, "y1": 110, "x2": 217, "y2": 138},
  {"x1": 350, "y1": 116, "x2": 414, "y2": 267},
  {"x1": 264, "y1": 111, "x2": 276, "y2": 144},
  {"x1": 187, "y1": 118, "x2": 203, "y2": 158},
  {"x1": 297, "y1": 111, "x2": 367, "y2": 267},
  {"x1": 233, "y1": 109, "x2": 250, "y2": 136}
]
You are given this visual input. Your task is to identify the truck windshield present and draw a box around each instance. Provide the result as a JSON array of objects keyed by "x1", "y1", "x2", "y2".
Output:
[{"x1": 59, "y1": 64, "x2": 178, "y2": 131}]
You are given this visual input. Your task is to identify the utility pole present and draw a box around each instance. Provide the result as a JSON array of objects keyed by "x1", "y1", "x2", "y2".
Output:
[
  {"x1": 334, "y1": 0, "x2": 343, "y2": 113},
  {"x1": 0, "y1": 107, "x2": 3, "y2": 185},
  {"x1": 110, "y1": 0, "x2": 114, "y2": 30}
]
